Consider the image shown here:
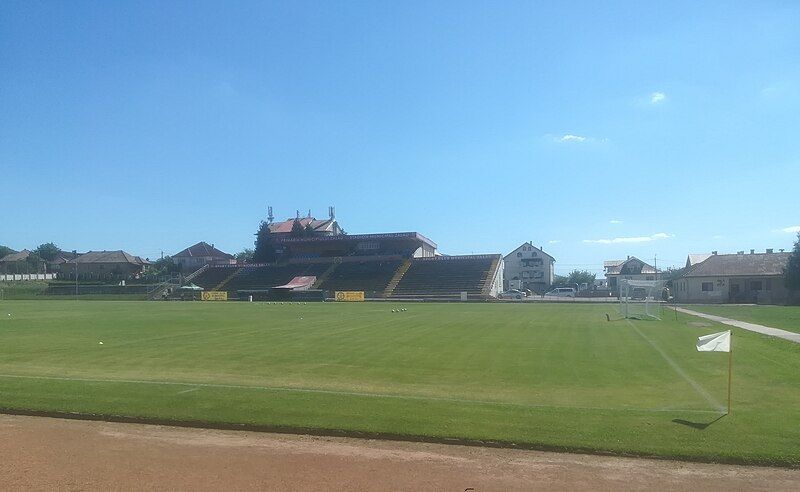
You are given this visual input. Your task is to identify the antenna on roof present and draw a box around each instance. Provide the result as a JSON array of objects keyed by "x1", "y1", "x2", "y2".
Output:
[
  {"x1": 267, "y1": 206, "x2": 274, "y2": 224},
  {"x1": 329, "y1": 205, "x2": 335, "y2": 220},
  {"x1": 308, "y1": 209, "x2": 312, "y2": 218},
  {"x1": 296, "y1": 210, "x2": 300, "y2": 219}
]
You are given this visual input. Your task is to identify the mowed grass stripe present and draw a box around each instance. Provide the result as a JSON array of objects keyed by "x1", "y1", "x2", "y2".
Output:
[{"x1": 0, "y1": 300, "x2": 799, "y2": 465}]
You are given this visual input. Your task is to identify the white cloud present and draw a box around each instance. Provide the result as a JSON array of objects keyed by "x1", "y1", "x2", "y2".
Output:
[
  {"x1": 609, "y1": 219, "x2": 623, "y2": 224},
  {"x1": 548, "y1": 240, "x2": 561, "y2": 244},
  {"x1": 650, "y1": 92, "x2": 666, "y2": 104},
  {"x1": 583, "y1": 232, "x2": 673, "y2": 244},
  {"x1": 560, "y1": 134, "x2": 587, "y2": 143},
  {"x1": 781, "y1": 225, "x2": 800, "y2": 233}
]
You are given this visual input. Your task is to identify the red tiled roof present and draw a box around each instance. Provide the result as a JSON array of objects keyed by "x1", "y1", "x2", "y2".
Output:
[
  {"x1": 173, "y1": 242, "x2": 233, "y2": 260},
  {"x1": 268, "y1": 218, "x2": 335, "y2": 234}
]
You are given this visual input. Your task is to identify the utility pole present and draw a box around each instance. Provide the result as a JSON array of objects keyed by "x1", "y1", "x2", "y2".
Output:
[
  {"x1": 654, "y1": 254, "x2": 658, "y2": 280},
  {"x1": 73, "y1": 250, "x2": 78, "y2": 300}
]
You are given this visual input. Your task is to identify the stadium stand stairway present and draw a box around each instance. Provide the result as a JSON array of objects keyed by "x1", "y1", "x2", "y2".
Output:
[
  {"x1": 391, "y1": 256, "x2": 497, "y2": 298},
  {"x1": 481, "y1": 256, "x2": 502, "y2": 297},
  {"x1": 311, "y1": 262, "x2": 339, "y2": 289},
  {"x1": 192, "y1": 267, "x2": 238, "y2": 291},
  {"x1": 184, "y1": 264, "x2": 208, "y2": 282},
  {"x1": 382, "y1": 258, "x2": 411, "y2": 297},
  {"x1": 214, "y1": 268, "x2": 243, "y2": 291},
  {"x1": 317, "y1": 259, "x2": 402, "y2": 296}
]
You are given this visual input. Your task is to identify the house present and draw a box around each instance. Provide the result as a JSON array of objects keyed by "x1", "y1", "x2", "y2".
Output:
[
  {"x1": 60, "y1": 250, "x2": 150, "y2": 281},
  {"x1": 0, "y1": 249, "x2": 45, "y2": 274},
  {"x1": 673, "y1": 249, "x2": 793, "y2": 304},
  {"x1": 172, "y1": 241, "x2": 235, "y2": 272},
  {"x1": 604, "y1": 256, "x2": 659, "y2": 294},
  {"x1": 503, "y1": 242, "x2": 555, "y2": 293}
]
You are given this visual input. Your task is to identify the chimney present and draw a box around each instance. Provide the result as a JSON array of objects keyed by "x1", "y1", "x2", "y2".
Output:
[
  {"x1": 750, "y1": 249, "x2": 755, "y2": 254},
  {"x1": 780, "y1": 249, "x2": 785, "y2": 252},
  {"x1": 766, "y1": 248, "x2": 773, "y2": 254},
  {"x1": 712, "y1": 251, "x2": 717, "y2": 255},
  {"x1": 627, "y1": 255, "x2": 630, "y2": 260},
  {"x1": 737, "y1": 251, "x2": 744, "y2": 255}
]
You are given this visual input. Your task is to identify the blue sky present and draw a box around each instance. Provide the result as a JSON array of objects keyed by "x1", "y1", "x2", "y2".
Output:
[{"x1": 1, "y1": 1, "x2": 798, "y2": 274}]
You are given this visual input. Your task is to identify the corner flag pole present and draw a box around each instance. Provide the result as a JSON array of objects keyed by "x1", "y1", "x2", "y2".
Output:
[{"x1": 727, "y1": 339, "x2": 733, "y2": 414}]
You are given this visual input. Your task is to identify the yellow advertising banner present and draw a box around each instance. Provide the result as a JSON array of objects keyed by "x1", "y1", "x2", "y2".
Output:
[
  {"x1": 201, "y1": 291, "x2": 228, "y2": 301},
  {"x1": 334, "y1": 291, "x2": 365, "y2": 302}
]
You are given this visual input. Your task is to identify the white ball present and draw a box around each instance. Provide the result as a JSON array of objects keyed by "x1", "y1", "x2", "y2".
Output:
[{"x1": 98, "y1": 341, "x2": 104, "y2": 345}]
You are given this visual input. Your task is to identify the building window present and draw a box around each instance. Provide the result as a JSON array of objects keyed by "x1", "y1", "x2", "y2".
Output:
[
  {"x1": 750, "y1": 281, "x2": 763, "y2": 291},
  {"x1": 766, "y1": 279, "x2": 772, "y2": 291},
  {"x1": 517, "y1": 252, "x2": 522, "y2": 257},
  {"x1": 702, "y1": 282, "x2": 713, "y2": 292}
]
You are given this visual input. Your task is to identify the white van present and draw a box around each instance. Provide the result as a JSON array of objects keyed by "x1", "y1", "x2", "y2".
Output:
[{"x1": 544, "y1": 287, "x2": 576, "y2": 298}]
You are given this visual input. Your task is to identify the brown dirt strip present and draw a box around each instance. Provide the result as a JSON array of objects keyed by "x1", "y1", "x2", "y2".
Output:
[{"x1": 2, "y1": 414, "x2": 798, "y2": 491}]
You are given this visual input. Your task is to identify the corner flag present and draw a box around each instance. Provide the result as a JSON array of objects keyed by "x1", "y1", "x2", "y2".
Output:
[
  {"x1": 696, "y1": 330, "x2": 731, "y2": 352},
  {"x1": 696, "y1": 330, "x2": 733, "y2": 414}
]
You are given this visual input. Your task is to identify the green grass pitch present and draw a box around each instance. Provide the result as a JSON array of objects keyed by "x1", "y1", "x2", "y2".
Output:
[{"x1": 0, "y1": 300, "x2": 798, "y2": 466}]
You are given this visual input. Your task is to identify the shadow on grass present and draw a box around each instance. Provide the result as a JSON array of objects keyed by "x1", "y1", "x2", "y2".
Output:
[{"x1": 672, "y1": 414, "x2": 727, "y2": 430}]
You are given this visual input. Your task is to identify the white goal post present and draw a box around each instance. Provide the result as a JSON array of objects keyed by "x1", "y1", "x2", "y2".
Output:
[{"x1": 618, "y1": 279, "x2": 666, "y2": 320}]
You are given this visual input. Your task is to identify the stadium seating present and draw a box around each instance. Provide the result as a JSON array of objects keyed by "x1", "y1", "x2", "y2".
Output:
[
  {"x1": 391, "y1": 256, "x2": 496, "y2": 297},
  {"x1": 317, "y1": 260, "x2": 402, "y2": 295},
  {"x1": 225, "y1": 263, "x2": 331, "y2": 293},
  {"x1": 192, "y1": 267, "x2": 237, "y2": 290}
]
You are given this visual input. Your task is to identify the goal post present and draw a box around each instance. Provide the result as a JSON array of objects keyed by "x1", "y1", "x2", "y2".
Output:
[{"x1": 618, "y1": 279, "x2": 666, "y2": 320}]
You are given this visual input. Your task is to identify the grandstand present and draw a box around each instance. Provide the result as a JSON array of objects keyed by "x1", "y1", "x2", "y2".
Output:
[
  {"x1": 391, "y1": 255, "x2": 502, "y2": 298},
  {"x1": 181, "y1": 214, "x2": 504, "y2": 300},
  {"x1": 189, "y1": 253, "x2": 502, "y2": 300}
]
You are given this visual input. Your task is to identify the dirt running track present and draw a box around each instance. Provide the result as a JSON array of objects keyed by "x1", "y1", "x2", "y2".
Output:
[{"x1": 1, "y1": 415, "x2": 798, "y2": 491}]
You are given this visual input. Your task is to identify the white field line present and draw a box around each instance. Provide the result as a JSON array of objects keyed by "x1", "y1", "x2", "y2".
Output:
[
  {"x1": 0, "y1": 373, "x2": 720, "y2": 415},
  {"x1": 176, "y1": 387, "x2": 200, "y2": 395},
  {"x1": 627, "y1": 320, "x2": 725, "y2": 412}
]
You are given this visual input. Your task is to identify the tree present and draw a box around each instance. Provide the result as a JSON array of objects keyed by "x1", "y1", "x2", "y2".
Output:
[
  {"x1": 784, "y1": 233, "x2": 800, "y2": 291},
  {"x1": 553, "y1": 274, "x2": 569, "y2": 287},
  {"x1": 253, "y1": 221, "x2": 278, "y2": 263},
  {"x1": 235, "y1": 248, "x2": 254, "y2": 263},
  {"x1": 565, "y1": 270, "x2": 596, "y2": 287},
  {"x1": 0, "y1": 245, "x2": 14, "y2": 259},
  {"x1": 290, "y1": 218, "x2": 304, "y2": 237},
  {"x1": 33, "y1": 242, "x2": 60, "y2": 262}
]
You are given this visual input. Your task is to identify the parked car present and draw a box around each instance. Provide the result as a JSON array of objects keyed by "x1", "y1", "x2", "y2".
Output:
[
  {"x1": 498, "y1": 289, "x2": 526, "y2": 300},
  {"x1": 544, "y1": 287, "x2": 576, "y2": 298}
]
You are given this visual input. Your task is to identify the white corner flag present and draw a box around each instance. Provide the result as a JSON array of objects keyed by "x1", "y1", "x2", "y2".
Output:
[
  {"x1": 696, "y1": 330, "x2": 733, "y2": 414},
  {"x1": 696, "y1": 330, "x2": 731, "y2": 352}
]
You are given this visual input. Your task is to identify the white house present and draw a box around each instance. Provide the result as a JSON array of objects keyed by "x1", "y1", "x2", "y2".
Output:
[
  {"x1": 604, "y1": 256, "x2": 659, "y2": 294},
  {"x1": 503, "y1": 242, "x2": 555, "y2": 293}
]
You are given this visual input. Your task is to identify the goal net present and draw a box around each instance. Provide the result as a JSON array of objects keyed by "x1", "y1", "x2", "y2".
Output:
[{"x1": 618, "y1": 279, "x2": 666, "y2": 320}]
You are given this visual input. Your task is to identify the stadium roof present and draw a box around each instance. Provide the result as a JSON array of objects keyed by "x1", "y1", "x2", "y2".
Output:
[
  {"x1": 173, "y1": 241, "x2": 233, "y2": 260},
  {"x1": 69, "y1": 250, "x2": 150, "y2": 265},
  {"x1": 682, "y1": 252, "x2": 790, "y2": 278},
  {"x1": 273, "y1": 232, "x2": 437, "y2": 249}
]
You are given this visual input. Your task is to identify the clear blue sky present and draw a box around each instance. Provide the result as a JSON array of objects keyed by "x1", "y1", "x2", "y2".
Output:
[{"x1": 2, "y1": 1, "x2": 798, "y2": 273}]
